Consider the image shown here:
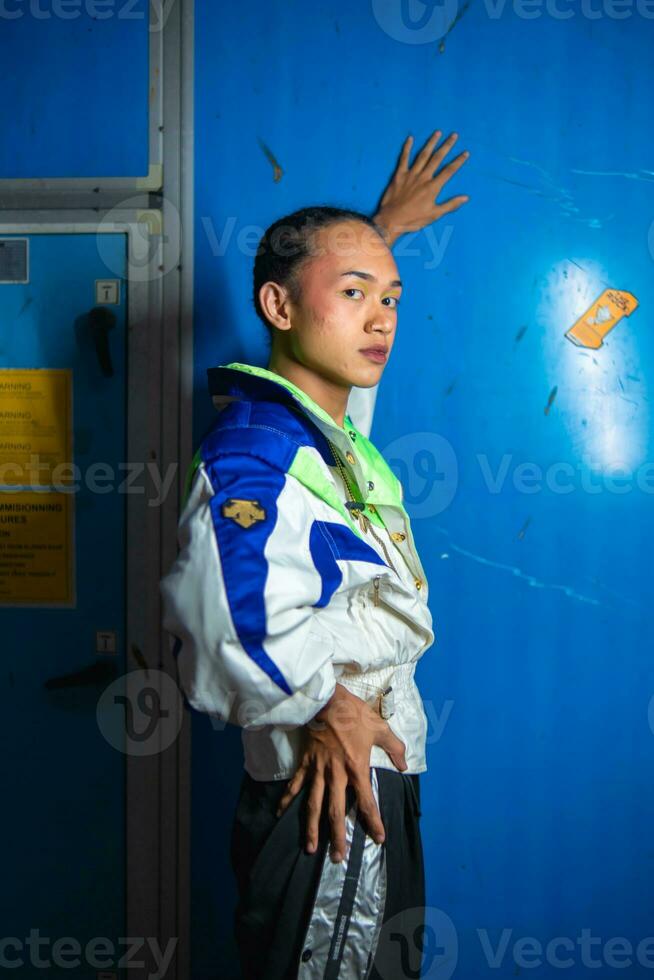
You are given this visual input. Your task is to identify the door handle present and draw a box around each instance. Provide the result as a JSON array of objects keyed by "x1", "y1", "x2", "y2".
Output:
[
  {"x1": 87, "y1": 306, "x2": 116, "y2": 377},
  {"x1": 44, "y1": 660, "x2": 118, "y2": 690}
]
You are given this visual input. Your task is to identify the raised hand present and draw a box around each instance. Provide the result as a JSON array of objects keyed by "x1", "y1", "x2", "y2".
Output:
[{"x1": 373, "y1": 128, "x2": 470, "y2": 247}]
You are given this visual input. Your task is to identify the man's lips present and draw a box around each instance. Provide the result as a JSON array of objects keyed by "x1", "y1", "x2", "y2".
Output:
[{"x1": 359, "y1": 347, "x2": 388, "y2": 362}]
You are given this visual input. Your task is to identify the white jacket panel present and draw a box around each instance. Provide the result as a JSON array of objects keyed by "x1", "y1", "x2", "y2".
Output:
[
  {"x1": 161, "y1": 463, "x2": 341, "y2": 731},
  {"x1": 160, "y1": 363, "x2": 437, "y2": 780}
]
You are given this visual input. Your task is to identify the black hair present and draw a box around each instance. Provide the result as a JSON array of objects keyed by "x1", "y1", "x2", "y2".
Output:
[{"x1": 252, "y1": 205, "x2": 387, "y2": 338}]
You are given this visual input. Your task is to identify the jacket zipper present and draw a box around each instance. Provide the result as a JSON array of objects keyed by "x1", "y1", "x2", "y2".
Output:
[
  {"x1": 327, "y1": 440, "x2": 398, "y2": 573},
  {"x1": 326, "y1": 441, "x2": 431, "y2": 654},
  {"x1": 364, "y1": 513, "x2": 398, "y2": 574},
  {"x1": 328, "y1": 440, "x2": 421, "y2": 619}
]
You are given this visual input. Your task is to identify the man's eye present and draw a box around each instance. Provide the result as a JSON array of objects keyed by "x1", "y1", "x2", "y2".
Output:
[
  {"x1": 343, "y1": 288, "x2": 364, "y2": 299},
  {"x1": 383, "y1": 296, "x2": 401, "y2": 308}
]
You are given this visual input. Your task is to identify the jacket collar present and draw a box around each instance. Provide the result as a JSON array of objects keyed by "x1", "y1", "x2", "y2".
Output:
[
  {"x1": 207, "y1": 361, "x2": 357, "y2": 449},
  {"x1": 206, "y1": 361, "x2": 405, "y2": 514}
]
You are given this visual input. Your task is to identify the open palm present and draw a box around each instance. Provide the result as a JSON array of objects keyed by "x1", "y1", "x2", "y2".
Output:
[{"x1": 374, "y1": 128, "x2": 470, "y2": 246}]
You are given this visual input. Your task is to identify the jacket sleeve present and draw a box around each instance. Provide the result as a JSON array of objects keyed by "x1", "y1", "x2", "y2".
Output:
[{"x1": 159, "y1": 451, "x2": 337, "y2": 730}]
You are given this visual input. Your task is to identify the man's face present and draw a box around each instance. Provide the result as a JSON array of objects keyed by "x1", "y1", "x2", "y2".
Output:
[{"x1": 282, "y1": 220, "x2": 402, "y2": 389}]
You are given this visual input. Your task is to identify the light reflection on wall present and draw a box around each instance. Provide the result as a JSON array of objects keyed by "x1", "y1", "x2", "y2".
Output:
[{"x1": 536, "y1": 258, "x2": 648, "y2": 476}]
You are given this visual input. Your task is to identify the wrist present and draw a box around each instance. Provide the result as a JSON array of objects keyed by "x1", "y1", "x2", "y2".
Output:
[
  {"x1": 372, "y1": 210, "x2": 402, "y2": 248},
  {"x1": 313, "y1": 682, "x2": 350, "y2": 721}
]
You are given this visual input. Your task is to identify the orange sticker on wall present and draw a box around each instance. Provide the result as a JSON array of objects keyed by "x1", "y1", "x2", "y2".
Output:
[{"x1": 565, "y1": 289, "x2": 639, "y2": 349}]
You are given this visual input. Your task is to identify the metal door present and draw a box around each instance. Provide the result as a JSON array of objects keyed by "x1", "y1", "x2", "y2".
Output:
[{"x1": 0, "y1": 231, "x2": 128, "y2": 978}]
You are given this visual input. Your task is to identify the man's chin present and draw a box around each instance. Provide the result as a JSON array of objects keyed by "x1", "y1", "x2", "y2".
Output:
[{"x1": 348, "y1": 362, "x2": 385, "y2": 388}]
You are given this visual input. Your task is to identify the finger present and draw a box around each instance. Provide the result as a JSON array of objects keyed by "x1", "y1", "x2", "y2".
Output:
[
  {"x1": 276, "y1": 760, "x2": 309, "y2": 817},
  {"x1": 412, "y1": 128, "x2": 443, "y2": 172},
  {"x1": 397, "y1": 134, "x2": 414, "y2": 174},
  {"x1": 432, "y1": 194, "x2": 470, "y2": 219},
  {"x1": 427, "y1": 131, "x2": 460, "y2": 171},
  {"x1": 431, "y1": 148, "x2": 470, "y2": 183},
  {"x1": 350, "y1": 774, "x2": 386, "y2": 844},
  {"x1": 326, "y1": 766, "x2": 349, "y2": 863},
  {"x1": 378, "y1": 729, "x2": 408, "y2": 772},
  {"x1": 276, "y1": 760, "x2": 309, "y2": 815},
  {"x1": 304, "y1": 768, "x2": 326, "y2": 855}
]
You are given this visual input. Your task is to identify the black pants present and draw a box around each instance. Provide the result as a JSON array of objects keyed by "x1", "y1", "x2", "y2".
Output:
[{"x1": 229, "y1": 766, "x2": 425, "y2": 979}]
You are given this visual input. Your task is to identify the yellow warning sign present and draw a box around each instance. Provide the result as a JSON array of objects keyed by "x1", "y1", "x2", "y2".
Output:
[
  {"x1": 0, "y1": 491, "x2": 74, "y2": 605},
  {"x1": 0, "y1": 369, "x2": 72, "y2": 486},
  {"x1": 565, "y1": 289, "x2": 639, "y2": 350}
]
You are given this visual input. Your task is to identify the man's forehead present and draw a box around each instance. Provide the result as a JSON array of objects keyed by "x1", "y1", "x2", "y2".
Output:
[{"x1": 309, "y1": 230, "x2": 398, "y2": 279}]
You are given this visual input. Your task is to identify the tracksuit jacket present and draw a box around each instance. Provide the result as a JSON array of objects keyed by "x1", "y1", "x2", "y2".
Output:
[{"x1": 159, "y1": 361, "x2": 436, "y2": 781}]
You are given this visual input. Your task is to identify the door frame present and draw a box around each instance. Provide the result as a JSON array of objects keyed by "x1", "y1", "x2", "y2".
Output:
[
  {"x1": 0, "y1": 0, "x2": 194, "y2": 973},
  {"x1": 0, "y1": 210, "x2": 190, "y2": 979}
]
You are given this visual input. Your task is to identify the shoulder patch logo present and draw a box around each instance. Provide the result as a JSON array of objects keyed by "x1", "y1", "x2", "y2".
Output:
[{"x1": 222, "y1": 497, "x2": 267, "y2": 529}]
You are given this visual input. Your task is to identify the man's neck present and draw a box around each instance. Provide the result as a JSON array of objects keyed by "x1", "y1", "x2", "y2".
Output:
[{"x1": 267, "y1": 352, "x2": 350, "y2": 429}]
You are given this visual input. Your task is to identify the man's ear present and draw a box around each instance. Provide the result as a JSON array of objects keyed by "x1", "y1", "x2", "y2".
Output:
[{"x1": 258, "y1": 281, "x2": 293, "y2": 333}]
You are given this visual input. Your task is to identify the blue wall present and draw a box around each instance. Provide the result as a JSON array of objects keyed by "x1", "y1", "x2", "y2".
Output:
[
  {"x1": 0, "y1": 0, "x2": 149, "y2": 178},
  {"x1": 194, "y1": 1, "x2": 654, "y2": 977}
]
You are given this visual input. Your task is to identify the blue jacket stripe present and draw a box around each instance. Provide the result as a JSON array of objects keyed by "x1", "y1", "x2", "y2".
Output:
[
  {"x1": 205, "y1": 459, "x2": 293, "y2": 696},
  {"x1": 309, "y1": 520, "x2": 389, "y2": 608},
  {"x1": 309, "y1": 522, "x2": 343, "y2": 608},
  {"x1": 315, "y1": 521, "x2": 389, "y2": 568}
]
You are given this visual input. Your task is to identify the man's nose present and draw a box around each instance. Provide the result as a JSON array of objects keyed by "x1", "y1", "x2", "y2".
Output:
[
  {"x1": 366, "y1": 304, "x2": 395, "y2": 331},
  {"x1": 368, "y1": 314, "x2": 394, "y2": 334}
]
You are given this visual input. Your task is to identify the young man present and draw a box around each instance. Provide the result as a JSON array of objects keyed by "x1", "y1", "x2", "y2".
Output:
[{"x1": 160, "y1": 129, "x2": 469, "y2": 979}]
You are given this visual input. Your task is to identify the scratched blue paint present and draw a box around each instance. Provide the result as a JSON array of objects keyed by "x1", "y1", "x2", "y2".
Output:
[
  {"x1": 0, "y1": 0, "x2": 149, "y2": 178},
  {"x1": 191, "y1": 3, "x2": 654, "y2": 977}
]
